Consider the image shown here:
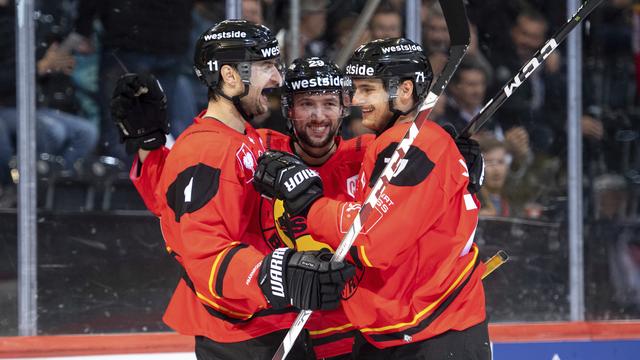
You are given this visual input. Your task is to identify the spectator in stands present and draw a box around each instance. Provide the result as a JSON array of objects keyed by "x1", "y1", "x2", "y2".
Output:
[
  {"x1": 422, "y1": 2, "x2": 449, "y2": 55},
  {"x1": 74, "y1": 0, "x2": 196, "y2": 161},
  {"x1": 468, "y1": 21, "x2": 494, "y2": 83},
  {"x1": 0, "y1": 0, "x2": 98, "y2": 207},
  {"x1": 369, "y1": 2, "x2": 403, "y2": 40},
  {"x1": 242, "y1": 0, "x2": 264, "y2": 25},
  {"x1": 299, "y1": 0, "x2": 329, "y2": 57},
  {"x1": 326, "y1": 15, "x2": 371, "y2": 63},
  {"x1": 438, "y1": 55, "x2": 532, "y2": 173},
  {"x1": 589, "y1": 174, "x2": 640, "y2": 312},
  {"x1": 477, "y1": 138, "x2": 512, "y2": 217},
  {"x1": 487, "y1": 7, "x2": 565, "y2": 155},
  {"x1": 438, "y1": 55, "x2": 489, "y2": 133}
]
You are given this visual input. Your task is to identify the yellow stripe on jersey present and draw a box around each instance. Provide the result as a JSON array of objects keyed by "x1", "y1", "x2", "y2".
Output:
[
  {"x1": 360, "y1": 245, "x2": 479, "y2": 334},
  {"x1": 308, "y1": 322, "x2": 354, "y2": 336},
  {"x1": 359, "y1": 246, "x2": 373, "y2": 267},
  {"x1": 208, "y1": 241, "x2": 240, "y2": 299},
  {"x1": 195, "y1": 291, "x2": 253, "y2": 320}
]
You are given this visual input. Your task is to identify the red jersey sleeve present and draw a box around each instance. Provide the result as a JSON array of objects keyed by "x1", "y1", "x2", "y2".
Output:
[
  {"x1": 308, "y1": 124, "x2": 478, "y2": 270},
  {"x1": 130, "y1": 147, "x2": 169, "y2": 216}
]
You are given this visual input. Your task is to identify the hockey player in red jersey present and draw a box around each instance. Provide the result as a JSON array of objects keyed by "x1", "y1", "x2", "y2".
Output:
[
  {"x1": 111, "y1": 20, "x2": 356, "y2": 359},
  {"x1": 111, "y1": 54, "x2": 371, "y2": 358},
  {"x1": 253, "y1": 38, "x2": 490, "y2": 359}
]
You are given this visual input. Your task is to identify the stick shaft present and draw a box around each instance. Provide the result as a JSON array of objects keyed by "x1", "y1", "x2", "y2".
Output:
[{"x1": 460, "y1": 0, "x2": 605, "y2": 138}]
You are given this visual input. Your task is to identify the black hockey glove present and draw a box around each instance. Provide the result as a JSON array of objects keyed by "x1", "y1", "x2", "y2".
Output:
[
  {"x1": 259, "y1": 248, "x2": 355, "y2": 310},
  {"x1": 110, "y1": 73, "x2": 169, "y2": 154},
  {"x1": 456, "y1": 137, "x2": 484, "y2": 194},
  {"x1": 253, "y1": 150, "x2": 323, "y2": 216},
  {"x1": 442, "y1": 123, "x2": 484, "y2": 194}
]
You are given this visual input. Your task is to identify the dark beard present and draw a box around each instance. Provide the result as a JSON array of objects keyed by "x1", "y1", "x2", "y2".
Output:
[{"x1": 294, "y1": 123, "x2": 339, "y2": 149}]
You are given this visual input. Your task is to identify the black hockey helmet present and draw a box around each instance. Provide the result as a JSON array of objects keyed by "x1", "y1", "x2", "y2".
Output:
[
  {"x1": 193, "y1": 19, "x2": 281, "y2": 88},
  {"x1": 346, "y1": 38, "x2": 433, "y2": 130},
  {"x1": 193, "y1": 20, "x2": 282, "y2": 119},
  {"x1": 282, "y1": 57, "x2": 352, "y2": 122}
]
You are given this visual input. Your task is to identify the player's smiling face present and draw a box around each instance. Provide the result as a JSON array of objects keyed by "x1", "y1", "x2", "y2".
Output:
[
  {"x1": 352, "y1": 78, "x2": 393, "y2": 132},
  {"x1": 290, "y1": 92, "x2": 342, "y2": 148}
]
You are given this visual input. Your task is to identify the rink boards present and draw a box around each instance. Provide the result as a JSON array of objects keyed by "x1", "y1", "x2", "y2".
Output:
[{"x1": 1, "y1": 322, "x2": 640, "y2": 359}]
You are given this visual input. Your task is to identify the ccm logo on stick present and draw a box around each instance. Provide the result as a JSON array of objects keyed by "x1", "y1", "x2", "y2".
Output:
[{"x1": 503, "y1": 39, "x2": 558, "y2": 97}]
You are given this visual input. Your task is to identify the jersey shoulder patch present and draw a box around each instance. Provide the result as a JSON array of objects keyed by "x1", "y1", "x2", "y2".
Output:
[
  {"x1": 368, "y1": 142, "x2": 435, "y2": 187},
  {"x1": 166, "y1": 163, "x2": 221, "y2": 222}
]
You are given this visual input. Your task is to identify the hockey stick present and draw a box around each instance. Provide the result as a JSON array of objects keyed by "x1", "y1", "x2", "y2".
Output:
[
  {"x1": 459, "y1": 0, "x2": 605, "y2": 138},
  {"x1": 482, "y1": 250, "x2": 509, "y2": 280},
  {"x1": 270, "y1": 1, "x2": 470, "y2": 359}
]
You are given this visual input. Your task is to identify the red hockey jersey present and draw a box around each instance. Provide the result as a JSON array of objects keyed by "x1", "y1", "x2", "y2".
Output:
[
  {"x1": 258, "y1": 130, "x2": 374, "y2": 357},
  {"x1": 155, "y1": 115, "x2": 303, "y2": 343},
  {"x1": 130, "y1": 120, "x2": 374, "y2": 356},
  {"x1": 307, "y1": 121, "x2": 487, "y2": 349}
]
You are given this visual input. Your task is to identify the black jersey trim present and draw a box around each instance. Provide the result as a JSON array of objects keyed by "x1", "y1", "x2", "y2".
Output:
[{"x1": 215, "y1": 244, "x2": 249, "y2": 297}]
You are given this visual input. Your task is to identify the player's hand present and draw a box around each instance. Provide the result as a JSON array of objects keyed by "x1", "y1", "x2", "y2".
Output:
[
  {"x1": 442, "y1": 123, "x2": 484, "y2": 194},
  {"x1": 258, "y1": 248, "x2": 355, "y2": 310},
  {"x1": 110, "y1": 73, "x2": 169, "y2": 154},
  {"x1": 253, "y1": 150, "x2": 323, "y2": 216}
]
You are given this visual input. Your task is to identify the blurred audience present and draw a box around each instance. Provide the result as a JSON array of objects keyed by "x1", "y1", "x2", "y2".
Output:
[
  {"x1": 369, "y1": 2, "x2": 403, "y2": 40},
  {"x1": 422, "y1": 2, "x2": 449, "y2": 55},
  {"x1": 0, "y1": 0, "x2": 98, "y2": 207},
  {"x1": 487, "y1": 7, "x2": 565, "y2": 155},
  {"x1": 299, "y1": 0, "x2": 330, "y2": 58},
  {"x1": 437, "y1": 56, "x2": 532, "y2": 172},
  {"x1": 74, "y1": 0, "x2": 196, "y2": 161}
]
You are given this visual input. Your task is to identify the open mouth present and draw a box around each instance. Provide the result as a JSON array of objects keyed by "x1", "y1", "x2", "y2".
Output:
[{"x1": 260, "y1": 88, "x2": 277, "y2": 106}]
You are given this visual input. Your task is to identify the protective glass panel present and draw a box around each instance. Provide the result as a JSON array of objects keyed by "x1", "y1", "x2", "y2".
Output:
[
  {"x1": 583, "y1": 2, "x2": 640, "y2": 320},
  {"x1": 0, "y1": 0, "x2": 18, "y2": 337},
  {"x1": 460, "y1": 1, "x2": 571, "y2": 321}
]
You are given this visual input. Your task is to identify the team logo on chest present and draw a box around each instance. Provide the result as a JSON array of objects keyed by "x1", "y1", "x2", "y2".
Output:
[{"x1": 236, "y1": 143, "x2": 258, "y2": 183}]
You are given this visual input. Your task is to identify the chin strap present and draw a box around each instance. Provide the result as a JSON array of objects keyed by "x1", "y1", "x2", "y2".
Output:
[
  {"x1": 215, "y1": 84, "x2": 252, "y2": 121},
  {"x1": 214, "y1": 62, "x2": 253, "y2": 121},
  {"x1": 376, "y1": 77, "x2": 422, "y2": 135},
  {"x1": 377, "y1": 103, "x2": 419, "y2": 136}
]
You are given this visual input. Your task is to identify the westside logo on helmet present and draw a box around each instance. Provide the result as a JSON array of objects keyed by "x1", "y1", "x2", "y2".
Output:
[
  {"x1": 260, "y1": 45, "x2": 280, "y2": 58},
  {"x1": 380, "y1": 43, "x2": 423, "y2": 54},
  {"x1": 289, "y1": 75, "x2": 350, "y2": 90},
  {"x1": 203, "y1": 31, "x2": 247, "y2": 41},
  {"x1": 345, "y1": 64, "x2": 375, "y2": 76}
]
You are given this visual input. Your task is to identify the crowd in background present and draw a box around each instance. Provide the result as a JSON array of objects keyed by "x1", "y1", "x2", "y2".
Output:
[
  {"x1": 0, "y1": 0, "x2": 638, "y2": 225},
  {"x1": 0, "y1": 0, "x2": 639, "y2": 321}
]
